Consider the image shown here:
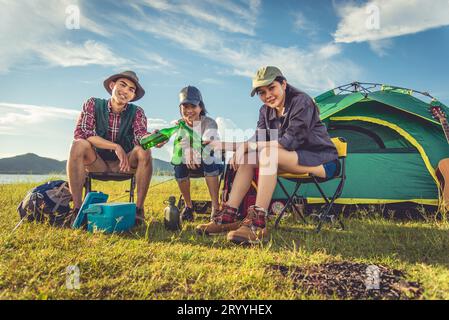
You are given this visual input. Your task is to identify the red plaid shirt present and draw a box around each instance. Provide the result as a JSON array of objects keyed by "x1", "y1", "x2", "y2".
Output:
[{"x1": 74, "y1": 97, "x2": 148, "y2": 146}]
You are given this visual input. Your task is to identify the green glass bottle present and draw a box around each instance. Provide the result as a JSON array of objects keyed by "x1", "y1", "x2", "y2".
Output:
[
  {"x1": 140, "y1": 123, "x2": 181, "y2": 150},
  {"x1": 171, "y1": 121, "x2": 204, "y2": 165}
]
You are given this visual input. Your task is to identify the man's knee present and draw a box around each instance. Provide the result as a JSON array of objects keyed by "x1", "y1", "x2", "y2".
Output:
[
  {"x1": 134, "y1": 146, "x2": 152, "y2": 165},
  {"x1": 69, "y1": 139, "x2": 93, "y2": 158}
]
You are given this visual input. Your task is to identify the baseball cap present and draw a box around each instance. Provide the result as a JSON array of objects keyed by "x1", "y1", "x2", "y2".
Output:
[{"x1": 250, "y1": 66, "x2": 284, "y2": 97}]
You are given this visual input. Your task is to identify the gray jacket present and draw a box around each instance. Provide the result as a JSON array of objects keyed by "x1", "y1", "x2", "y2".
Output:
[{"x1": 256, "y1": 84, "x2": 338, "y2": 166}]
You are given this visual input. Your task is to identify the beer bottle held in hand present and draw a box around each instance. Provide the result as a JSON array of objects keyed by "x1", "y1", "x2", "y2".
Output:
[
  {"x1": 140, "y1": 123, "x2": 181, "y2": 150},
  {"x1": 171, "y1": 120, "x2": 205, "y2": 165}
]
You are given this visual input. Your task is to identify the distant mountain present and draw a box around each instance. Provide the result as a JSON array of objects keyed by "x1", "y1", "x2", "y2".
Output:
[
  {"x1": 0, "y1": 153, "x2": 66, "y2": 174},
  {"x1": 152, "y1": 158, "x2": 173, "y2": 174},
  {"x1": 0, "y1": 153, "x2": 173, "y2": 175}
]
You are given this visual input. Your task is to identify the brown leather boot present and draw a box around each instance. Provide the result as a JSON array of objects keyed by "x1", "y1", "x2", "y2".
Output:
[
  {"x1": 227, "y1": 205, "x2": 269, "y2": 244},
  {"x1": 196, "y1": 204, "x2": 242, "y2": 236}
]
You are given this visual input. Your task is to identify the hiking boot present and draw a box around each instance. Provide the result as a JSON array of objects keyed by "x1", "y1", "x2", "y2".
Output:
[
  {"x1": 227, "y1": 205, "x2": 269, "y2": 245},
  {"x1": 196, "y1": 204, "x2": 242, "y2": 236},
  {"x1": 135, "y1": 207, "x2": 145, "y2": 227},
  {"x1": 181, "y1": 206, "x2": 194, "y2": 222}
]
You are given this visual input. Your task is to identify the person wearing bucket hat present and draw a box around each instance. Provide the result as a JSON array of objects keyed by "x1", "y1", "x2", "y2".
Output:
[
  {"x1": 155, "y1": 85, "x2": 223, "y2": 222},
  {"x1": 67, "y1": 71, "x2": 153, "y2": 227},
  {"x1": 103, "y1": 70, "x2": 146, "y2": 102},
  {"x1": 197, "y1": 66, "x2": 339, "y2": 244}
]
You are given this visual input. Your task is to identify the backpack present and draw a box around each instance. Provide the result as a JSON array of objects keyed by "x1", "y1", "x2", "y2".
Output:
[
  {"x1": 221, "y1": 166, "x2": 286, "y2": 219},
  {"x1": 16, "y1": 180, "x2": 73, "y2": 228},
  {"x1": 220, "y1": 165, "x2": 256, "y2": 220}
]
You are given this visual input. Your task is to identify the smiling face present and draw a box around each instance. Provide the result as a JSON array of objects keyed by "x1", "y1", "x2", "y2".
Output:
[
  {"x1": 256, "y1": 80, "x2": 287, "y2": 110},
  {"x1": 180, "y1": 103, "x2": 201, "y2": 125},
  {"x1": 109, "y1": 77, "x2": 137, "y2": 105}
]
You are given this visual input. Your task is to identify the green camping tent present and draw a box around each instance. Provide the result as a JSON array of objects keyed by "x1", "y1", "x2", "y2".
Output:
[{"x1": 272, "y1": 82, "x2": 449, "y2": 207}]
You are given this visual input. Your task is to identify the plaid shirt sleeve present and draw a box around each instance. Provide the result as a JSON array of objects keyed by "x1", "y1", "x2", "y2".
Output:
[
  {"x1": 74, "y1": 97, "x2": 97, "y2": 140},
  {"x1": 133, "y1": 106, "x2": 148, "y2": 145}
]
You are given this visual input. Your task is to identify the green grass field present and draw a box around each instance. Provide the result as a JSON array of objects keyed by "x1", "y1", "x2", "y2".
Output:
[{"x1": 0, "y1": 179, "x2": 448, "y2": 300}]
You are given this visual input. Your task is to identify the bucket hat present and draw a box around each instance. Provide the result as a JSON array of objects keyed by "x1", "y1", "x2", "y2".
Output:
[{"x1": 103, "y1": 70, "x2": 145, "y2": 102}]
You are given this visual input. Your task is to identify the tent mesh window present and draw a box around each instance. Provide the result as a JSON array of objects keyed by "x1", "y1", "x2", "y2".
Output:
[{"x1": 328, "y1": 120, "x2": 417, "y2": 154}]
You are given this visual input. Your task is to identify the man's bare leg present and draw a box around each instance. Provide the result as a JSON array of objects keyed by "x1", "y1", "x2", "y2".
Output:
[
  {"x1": 67, "y1": 139, "x2": 107, "y2": 208},
  {"x1": 128, "y1": 146, "x2": 153, "y2": 209}
]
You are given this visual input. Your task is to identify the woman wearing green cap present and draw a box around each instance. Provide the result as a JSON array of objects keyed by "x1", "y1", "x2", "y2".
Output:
[{"x1": 197, "y1": 66, "x2": 339, "y2": 245}]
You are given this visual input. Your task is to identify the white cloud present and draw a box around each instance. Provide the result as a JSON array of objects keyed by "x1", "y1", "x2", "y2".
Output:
[
  {"x1": 139, "y1": 0, "x2": 259, "y2": 36},
  {"x1": 205, "y1": 0, "x2": 260, "y2": 30},
  {"x1": 123, "y1": 12, "x2": 360, "y2": 92},
  {"x1": 0, "y1": 0, "x2": 128, "y2": 73},
  {"x1": 34, "y1": 40, "x2": 131, "y2": 67},
  {"x1": 135, "y1": 52, "x2": 178, "y2": 73},
  {"x1": 334, "y1": 0, "x2": 449, "y2": 43},
  {"x1": 0, "y1": 102, "x2": 78, "y2": 143},
  {"x1": 0, "y1": 103, "x2": 79, "y2": 125},
  {"x1": 316, "y1": 43, "x2": 342, "y2": 59},
  {"x1": 81, "y1": 14, "x2": 112, "y2": 37},
  {"x1": 292, "y1": 11, "x2": 319, "y2": 37},
  {"x1": 368, "y1": 39, "x2": 394, "y2": 57},
  {"x1": 144, "y1": 52, "x2": 172, "y2": 68},
  {"x1": 0, "y1": 102, "x2": 78, "y2": 161}
]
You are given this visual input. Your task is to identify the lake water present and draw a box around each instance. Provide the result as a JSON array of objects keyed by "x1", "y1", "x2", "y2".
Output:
[{"x1": 0, "y1": 174, "x2": 174, "y2": 185}]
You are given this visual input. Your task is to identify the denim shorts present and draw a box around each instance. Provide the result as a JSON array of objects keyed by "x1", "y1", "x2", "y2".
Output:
[
  {"x1": 174, "y1": 160, "x2": 224, "y2": 181},
  {"x1": 323, "y1": 159, "x2": 340, "y2": 179}
]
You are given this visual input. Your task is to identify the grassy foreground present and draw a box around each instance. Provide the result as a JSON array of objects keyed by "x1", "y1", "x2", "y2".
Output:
[{"x1": 0, "y1": 179, "x2": 448, "y2": 300}]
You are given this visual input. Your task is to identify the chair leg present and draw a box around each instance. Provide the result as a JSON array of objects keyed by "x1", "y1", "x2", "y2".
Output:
[
  {"x1": 84, "y1": 176, "x2": 92, "y2": 200},
  {"x1": 274, "y1": 196, "x2": 293, "y2": 229},
  {"x1": 274, "y1": 180, "x2": 304, "y2": 228},
  {"x1": 291, "y1": 196, "x2": 307, "y2": 224},
  {"x1": 129, "y1": 176, "x2": 136, "y2": 203},
  {"x1": 315, "y1": 203, "x2": 333, "y2": 232},
  {"x1": 274, "y1": 197, "x2": 306, "y2": 229},
  {"x1": 313, "y1": 180, "x2": 345, "y2": 232},
  {"x1": 177, "y1": 194, "x2": 185, "y2": 210}
]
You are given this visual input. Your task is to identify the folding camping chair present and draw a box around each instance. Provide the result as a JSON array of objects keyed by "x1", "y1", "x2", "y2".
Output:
[
  {"x1": 274, "y1": 137, "x2": 347, "y2": 232},
  {"x1": 84, "y1": 172, "x2": 136, "y2": 203}
]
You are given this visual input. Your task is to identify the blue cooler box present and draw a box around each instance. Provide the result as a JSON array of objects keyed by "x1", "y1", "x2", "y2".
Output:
[
  {"x1": 84, "y1": 202, "x2": 136, "y2": 233},
  {"x1": 72, "y1": 192, "x2": 109, "y2": 229}
]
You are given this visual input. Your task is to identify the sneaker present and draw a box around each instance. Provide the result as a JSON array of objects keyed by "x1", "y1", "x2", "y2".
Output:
[
  {"x1": 196, "y1": 204, "x2": 242, "y2": 236},
  {"x1": 227, "y1": 205, "x2": 269, "y2": 245},
  {"x1": 135, "y1": 207, "x2": 145, "y2": 227},
  {"x1": 181, "y1": 206, "x2": 194, "y2": 222}
]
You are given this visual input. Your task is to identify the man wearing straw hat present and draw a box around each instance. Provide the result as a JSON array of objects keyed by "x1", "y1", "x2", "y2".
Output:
[{"x1": 67, "y1": 71, "x2": 152, "y2": 226}]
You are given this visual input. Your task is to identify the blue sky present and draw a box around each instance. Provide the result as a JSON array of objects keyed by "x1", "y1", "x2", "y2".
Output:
[{"x1": 1, "y1": 0, "x2": 448, "y2": 162}]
